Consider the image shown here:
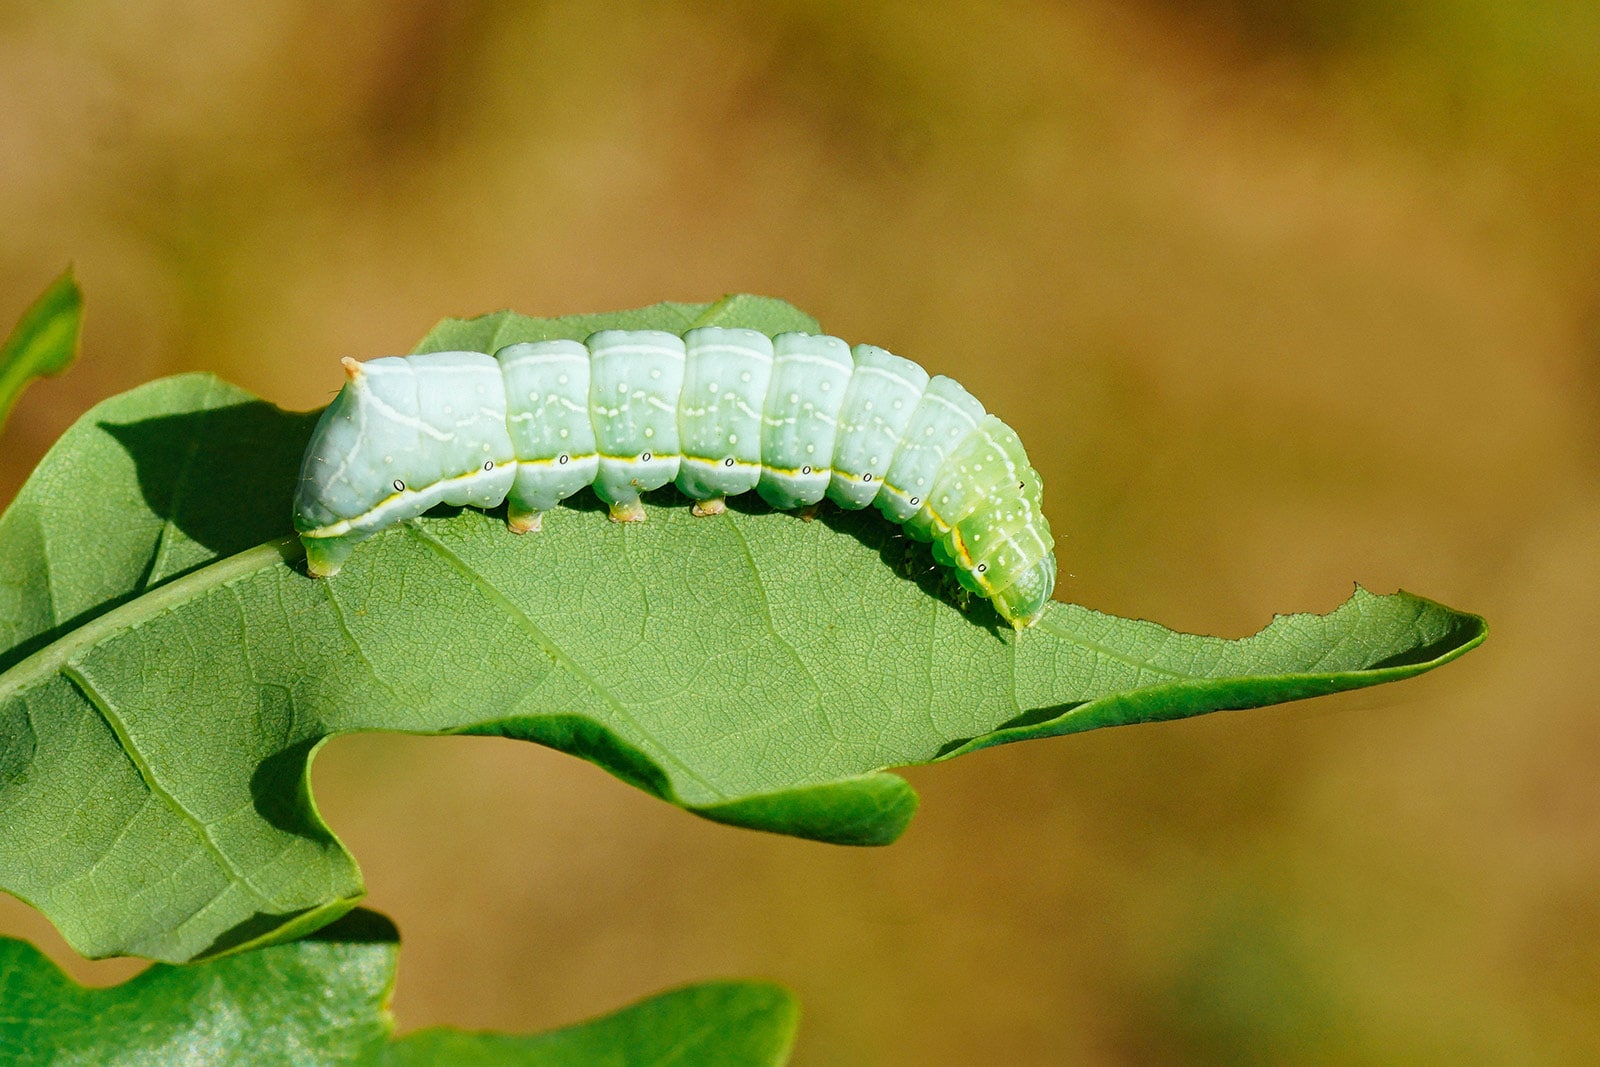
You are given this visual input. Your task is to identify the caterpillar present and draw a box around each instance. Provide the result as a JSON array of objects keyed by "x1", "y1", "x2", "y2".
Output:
[{"x1": 293, "y1": 328, "x2": 1056, "y2": 628}]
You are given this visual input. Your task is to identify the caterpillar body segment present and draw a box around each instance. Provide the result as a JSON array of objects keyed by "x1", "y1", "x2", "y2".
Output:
[
  {"x1": 880, "y1": 375, "x2": 986, "y2": 536},
  {"x1": 294, "y1": 328, "x2": 1056, "y2": 627},
  {"x1": 586, "y1": 329, "x2": 685, "y2": 521},
  {"x1": 674, "y1": 327, "x2": 773, "y2": 507},
  {"x1": 756, "y1": 333, "x2": 855, "y2": 511},
  {"x1": 828, "y1": 345, "x2": 929, "y2": 510},
  {"x1": 497, "y1": 339, "x2": 597, "y2": 530}
]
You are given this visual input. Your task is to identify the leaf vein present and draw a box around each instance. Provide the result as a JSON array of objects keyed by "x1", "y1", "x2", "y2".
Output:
[
  {"x1": 725, "y1": 520, "x2": 823, "y2": 718},
  {"x1": 60, "y1": 663, "x2": 273, "y2": 907},
  {"x1": 402, "y1": 523, "x2": 721, "y2": 797}
]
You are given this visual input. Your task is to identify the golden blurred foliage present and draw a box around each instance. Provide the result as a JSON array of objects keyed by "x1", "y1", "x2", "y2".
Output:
[{"x1": 2, "y1": 1, "x2": 1597, "y2": 1062}]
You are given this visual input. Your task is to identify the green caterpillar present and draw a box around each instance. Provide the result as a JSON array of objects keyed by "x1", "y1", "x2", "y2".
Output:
[{"x1": 293, "y1": 328, "x2": 1056, "y2": 628}]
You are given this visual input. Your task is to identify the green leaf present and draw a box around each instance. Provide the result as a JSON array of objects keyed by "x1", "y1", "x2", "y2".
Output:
[
  {"x1": 0, "y1": 913, "x2": 796, "y2": 1066},
  {"x1": 410, "y1": 294, "x2": 820, "y2": 355},
  {"x1": 0, "y1": 294, "x2": 1486, "y2": 963},
  {"x1": 0, "y1": 268, "x2": 83, "y2": 433},
  {"x1": 382, "y1": 982, "x2": 798, "y2": 1066},
  {"x1": 0, "y1": 909, "x2": 395, "y2": 1065}
]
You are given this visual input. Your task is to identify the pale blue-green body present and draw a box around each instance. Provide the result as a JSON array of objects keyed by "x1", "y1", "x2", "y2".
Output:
[
  {"x1": 293, "y1": 352, "x2": 516, "y2": 538},
  {"x1": 675, "y1": 327, "x2": 773, "y2": 501},
  {"x1": 295, "y1": 325, "x2": 1057, "y2": 627},
  {"x1": 498, "y1": 340, "x2": 598, "y2": 515},
  {"x1": 878, "y1": 376, "x2": 986, "y2": 538},
  {"x1": 756, "y1": 333, "x2": 854, "y2": 510},
  {"x1": 587, "y1": 330, "x2": 685, "y2": 518},
  {"x1": 828, "y1": 345, "x2": 929, "y2": 510}
]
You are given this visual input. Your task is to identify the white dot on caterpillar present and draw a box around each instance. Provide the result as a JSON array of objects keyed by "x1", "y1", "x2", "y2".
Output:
[
  {"x1": 557, "y1": 374, "x2": 569, "y2": 386},
  {"x1": 820, "y1": 381, "x2": 831, "y2": 391},
  {"x1": 788, "y1": 392, "x2": 799, "y2": 404},
  {"x1": 893, "y1": 399, "x2": 903, "y2": 410},
  {"x1": 650, "y1": 369, "x2": 661, "y2": 380},
  {"x1": 559, "y1": 428, "x2": 569, "y2": 438},
  {"x1": 805, "y1": 444, "x2": 815, "y2": 454},
  {"x1": 728, "y1": 433, "x2": 738, "y2": 445},
  {"x1": 740, "y1": 371, "x2": 751, "y2": 383},
  {"x1": 616, "y1": 383, "x2": 627, "y2": 394},
  {"x1": 707, "y1": 382, "x2": 717, "y2": 393},
  {"x1": 644, "y1": 427, "x2": 655, "y2": 438}
]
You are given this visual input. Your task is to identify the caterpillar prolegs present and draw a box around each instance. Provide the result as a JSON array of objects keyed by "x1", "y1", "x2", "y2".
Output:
[{"x1": 293, "y1": 328, "x2": 1056, "y2": 627}]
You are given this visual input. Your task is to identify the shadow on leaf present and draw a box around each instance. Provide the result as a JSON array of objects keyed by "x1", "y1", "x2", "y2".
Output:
[{"x1": 98, "y1": 400, "x2": 319, "y2": 561}]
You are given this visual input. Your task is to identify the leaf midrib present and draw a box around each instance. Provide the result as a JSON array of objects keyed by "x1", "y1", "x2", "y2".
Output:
[{"x1": 0, "y1": 537, "x2": 303, "y2": 706}]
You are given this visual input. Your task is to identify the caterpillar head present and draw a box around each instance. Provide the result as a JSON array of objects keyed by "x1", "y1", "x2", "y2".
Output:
[{"x1": 991, "y1": 554, "x2": 1056, "y2": 629}]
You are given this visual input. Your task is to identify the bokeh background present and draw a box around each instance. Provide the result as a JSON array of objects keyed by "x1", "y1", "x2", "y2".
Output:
[{"x1": 1, "y1": 1, "x2": 1594, "y2": 1062}]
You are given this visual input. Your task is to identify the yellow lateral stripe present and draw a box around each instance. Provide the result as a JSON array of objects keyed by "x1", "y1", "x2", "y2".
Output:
[
  {"x1": 304, "y1": 459, "x2": 970, "y2": 541},
  {"x1": 301, "y1": 462, "x2": 512, "y2": 538},
  {"x1": 679, "y1": 456, "x2": 762, "y2": 473},
  {"x1": 759, "y1": 464, "x2": 832, "y2": 478}
]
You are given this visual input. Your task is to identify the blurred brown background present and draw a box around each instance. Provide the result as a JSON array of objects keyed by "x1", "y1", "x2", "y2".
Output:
[{"x1": 0, "y1": 1, "x2": 1594, "y2": 1062}]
